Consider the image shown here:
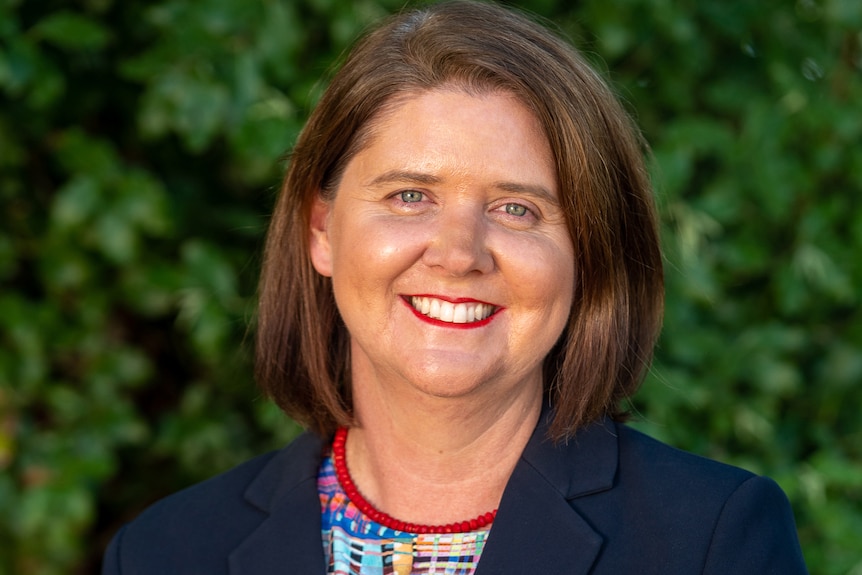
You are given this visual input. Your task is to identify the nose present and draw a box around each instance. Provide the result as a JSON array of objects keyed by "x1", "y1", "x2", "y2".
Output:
[{"x1": 421, "y1": 205, "x2": 495, "y2": 276}]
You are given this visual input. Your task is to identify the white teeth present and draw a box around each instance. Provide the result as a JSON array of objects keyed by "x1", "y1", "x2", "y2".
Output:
[
  {"x1": 409, "y1": 297, "x2": 496, "y2": 324},
  {"x1": 439, "y1": 301, "x2": 454, "y2": 322},
  {"x1": 453, "y1": 305, "x2": 467, "y2": 323}
]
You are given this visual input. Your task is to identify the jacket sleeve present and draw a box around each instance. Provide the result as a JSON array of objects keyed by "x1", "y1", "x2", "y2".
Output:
[{"x1": 702, "y1": 475, "x2": 808, "y2": 574}]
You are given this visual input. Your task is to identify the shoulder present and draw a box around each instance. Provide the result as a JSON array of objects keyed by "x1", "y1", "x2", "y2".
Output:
[
  {"x1": 615, "y1": 423, "x2": 756, "y2": 496},
  {"x1": 610, "y1": 423, "x2": 794, "y2": 532},
  {"x1": 102, "y1": 432, "x2": 325, "y2": 575},
  {"x1": 525, "y1": 415, "x2": 758, "y2": 503},
  {"x1": 125, "y1": 449, "x2": 277, "y2": 541},
  {"x1": 556, "y1": 421, "x2": 768, "y2": 523},
  {"x1": 585, "y1": 423, "x2": 807, "y2": 573}
]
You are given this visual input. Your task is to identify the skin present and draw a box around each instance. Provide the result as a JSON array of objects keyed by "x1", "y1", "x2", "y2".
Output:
[{"x1": 309, "y1": 88, "x2": 575, "y2": 524}]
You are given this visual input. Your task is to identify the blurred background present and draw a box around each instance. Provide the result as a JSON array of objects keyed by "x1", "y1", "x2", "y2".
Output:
[{"x1": 1, "y1": 0, "x2": 860, "y2": 573}]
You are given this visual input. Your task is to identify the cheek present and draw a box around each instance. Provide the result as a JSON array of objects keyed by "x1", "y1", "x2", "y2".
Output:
[
  {"x1": 530, "y1": 268, "x2": 575, "y2": 322},
  {"x1": 504, "y1": 235, "x2": 575, "y2": 311},
  {"x1": 517, "y1": 250, "x2": 575, "y2": 354},
  {"x1": 330, "y1": 218, "x2": 424, "y2": 299}
]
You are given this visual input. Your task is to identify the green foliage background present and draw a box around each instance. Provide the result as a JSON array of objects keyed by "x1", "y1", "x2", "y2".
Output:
[{"x1": 1, "y1": 0, "x2": 859, "y2": 572}]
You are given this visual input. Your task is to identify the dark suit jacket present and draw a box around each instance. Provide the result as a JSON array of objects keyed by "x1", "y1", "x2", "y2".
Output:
[{"x1": 102, "y1": 416, "x2": 808, "y2": 574}]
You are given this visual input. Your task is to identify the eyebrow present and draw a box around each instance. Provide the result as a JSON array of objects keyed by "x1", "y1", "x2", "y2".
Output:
[
  {"x1": 367, "y1": 170, "x2": 442, "y2": 188},
  {"x1": 367, "y1": 170, "x2": 558, "y2": 204},
  {"x1": 494, "y1": 181, "x2": 559, "y2": 205}
]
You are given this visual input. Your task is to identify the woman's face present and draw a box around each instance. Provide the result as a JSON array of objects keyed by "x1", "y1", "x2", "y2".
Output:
[{"x1": 309, "y1": 89, "x2": 575, "y2": 403}]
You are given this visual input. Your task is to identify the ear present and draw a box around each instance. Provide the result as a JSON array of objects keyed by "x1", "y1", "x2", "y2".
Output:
[{"x1": 308, "y1": 195, "x2": 333, "y2": 277}]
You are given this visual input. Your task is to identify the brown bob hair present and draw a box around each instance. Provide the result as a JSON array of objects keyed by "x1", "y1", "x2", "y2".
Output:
[{"x1": 256, "y1": 0, "x2": 664, "y2": 441}]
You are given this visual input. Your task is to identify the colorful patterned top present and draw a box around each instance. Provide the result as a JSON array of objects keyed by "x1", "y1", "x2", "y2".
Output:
[{"x1": 318, "y1": 455, "x2": 492, "y2": 575}]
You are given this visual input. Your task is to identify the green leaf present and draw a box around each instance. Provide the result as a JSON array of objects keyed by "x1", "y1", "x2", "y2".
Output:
[{"x1": 30, "y1": 11, "x2": 111, "y2": 51}]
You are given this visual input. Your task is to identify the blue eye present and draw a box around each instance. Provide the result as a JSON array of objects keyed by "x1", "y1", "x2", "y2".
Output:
[
  {"x1": 505, "y1": 203, "x2": 528, "y2": 216},
  {"x1": 400, "y1": 190, "x2": 424, "y2": 203}
]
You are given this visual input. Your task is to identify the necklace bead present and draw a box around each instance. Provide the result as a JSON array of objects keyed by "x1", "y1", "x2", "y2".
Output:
[{"x1": 331, "y1": 427, "x2": 498, "y2": 534}]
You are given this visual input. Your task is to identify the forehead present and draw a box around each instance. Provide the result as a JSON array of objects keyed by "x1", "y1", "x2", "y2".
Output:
[
  {"x1": 367, "y1": 84, "x2": 543, "y2": 137},
  {"x1": 345, "y1": 89, "x2": 556, "y2": 188}
]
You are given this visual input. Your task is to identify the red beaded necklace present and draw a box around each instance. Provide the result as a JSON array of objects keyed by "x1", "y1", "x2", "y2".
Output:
[{"x1": 331, "y1": 427, "x2": 498, "y2": 534}]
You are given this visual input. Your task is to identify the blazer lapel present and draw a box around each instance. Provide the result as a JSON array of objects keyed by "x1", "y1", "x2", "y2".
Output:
[
  {"x1": 229, "y1": 432, "x2": 329, "y2": 575},
  {"x1": 226, "y1": 414, "x2": 619, "y2": 575},
  {"x1": 475, "y1": 414, "x2": 619, "y2": 575}
]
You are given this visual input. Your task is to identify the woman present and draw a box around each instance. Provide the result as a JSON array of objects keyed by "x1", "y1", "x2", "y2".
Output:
[{"x1": 103, "y1": 1, "x2": 808, "y2": 573}]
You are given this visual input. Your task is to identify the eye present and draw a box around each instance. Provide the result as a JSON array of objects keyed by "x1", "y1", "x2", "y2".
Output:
[
  {"x1": 504, "y1": 203, "x2": 529, "y2": 217},
  {"x1": 400, "y1": 190, "x2": 424, "y2": 203}
]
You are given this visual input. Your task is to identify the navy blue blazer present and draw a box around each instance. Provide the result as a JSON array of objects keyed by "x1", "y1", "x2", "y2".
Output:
[{"x1": 102, "y1": 416, "x2": 808, "y2": 574}]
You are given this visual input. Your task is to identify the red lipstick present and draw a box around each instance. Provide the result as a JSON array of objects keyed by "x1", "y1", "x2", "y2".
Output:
[{"x1": 401, "y1": 295, "x2": 502, "y2": 329}]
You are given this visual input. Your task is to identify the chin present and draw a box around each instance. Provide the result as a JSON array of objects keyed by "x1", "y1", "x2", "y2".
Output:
[{"x1": 406, "y1": 366, "x2": 521, "y2": 402}]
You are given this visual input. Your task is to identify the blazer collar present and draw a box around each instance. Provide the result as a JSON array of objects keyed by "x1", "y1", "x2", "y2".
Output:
[
  {"x1": 229, "y1": 412, "x2": 619, "y2": 575},
  {"x1": 521, "y1": 409, "x2": 619, "y2": 498},
  {"x1": 475, "y1": 412, "x2": 619, "y2": 574},
  {"x1": 229, "y1": 432, "x2": 329, "y2": 574}
]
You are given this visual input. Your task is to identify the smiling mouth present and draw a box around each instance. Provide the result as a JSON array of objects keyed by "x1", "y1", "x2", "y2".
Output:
[{"x1": 408, "y1": 296, "x2": 499, "y2": 324}]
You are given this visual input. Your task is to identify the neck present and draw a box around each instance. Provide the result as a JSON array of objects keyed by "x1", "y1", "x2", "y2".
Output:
[{"x1": 343, "y1": 366, "x2": 543, "y2": 525}]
